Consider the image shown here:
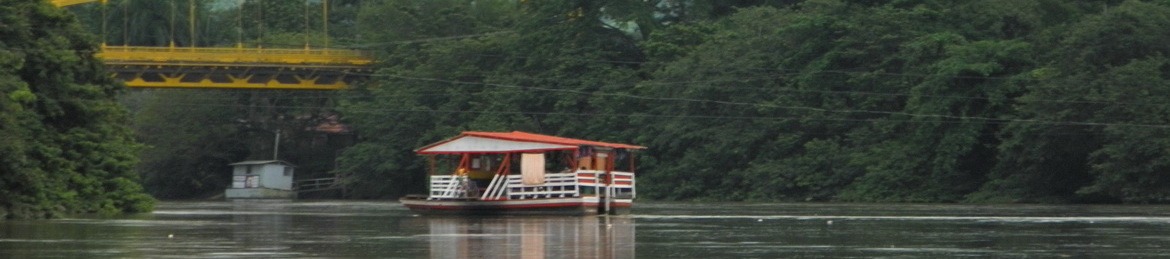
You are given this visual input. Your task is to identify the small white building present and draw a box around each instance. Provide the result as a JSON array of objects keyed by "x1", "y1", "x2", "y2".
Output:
[{"x1": 224, "y1": 160, "x2": 296, "y2": 199}]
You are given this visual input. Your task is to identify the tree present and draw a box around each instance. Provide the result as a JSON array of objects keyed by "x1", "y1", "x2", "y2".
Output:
[
  {"x1": 128, "y1": 90, "x2": 248, "y2": 199},
  {"x1": 978, "y1": 0, "x2": 1170, "y2": 203},
  {"x1": 0, "y1": 0, "x2": 153, "y2": 219},
  {"x1": 323, "y1": 0, "x2": 1170, "y2": 204}
]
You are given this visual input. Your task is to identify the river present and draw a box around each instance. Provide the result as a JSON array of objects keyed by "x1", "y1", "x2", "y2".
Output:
[{"x1": 3, "y1": 201, "x2": 1170, "y2": 258}]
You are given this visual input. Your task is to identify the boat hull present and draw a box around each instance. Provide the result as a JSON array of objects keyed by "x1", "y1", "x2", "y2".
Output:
[{"x1": 400, "y1": 196, "x2": 632, "y2": 216}]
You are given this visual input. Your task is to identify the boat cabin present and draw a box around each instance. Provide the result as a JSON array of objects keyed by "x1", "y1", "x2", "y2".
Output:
[{"x1": 400, "y1": 131, "x2": 645, "y2": 215}]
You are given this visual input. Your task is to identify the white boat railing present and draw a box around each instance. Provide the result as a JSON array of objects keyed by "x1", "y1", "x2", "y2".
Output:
[
  {"x1": 610, "y1": 171, "x2": 636, "y2": 199},
  {"x1": 429, "y1": 175, "x2": 471, "y2": 199},
  {"x1": 577, "y1": 170, "x2": 636, "y2": 199},
  {"x1": 427, "y1": 170, "x2": 636, "y2": 200},
  {"x1": 505, "y1": 173, "x2": 580, "y2": 200},
  {"x1": 480, "y1": 173, "x2": 508, "y2": 200}
]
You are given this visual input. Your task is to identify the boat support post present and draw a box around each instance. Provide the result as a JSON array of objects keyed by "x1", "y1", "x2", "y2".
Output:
[{"x1": 605, "y1": 172, "x2": 612, "y2": 215}]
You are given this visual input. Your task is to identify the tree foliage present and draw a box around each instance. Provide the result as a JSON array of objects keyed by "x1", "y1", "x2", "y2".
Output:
[
  {"x1": 0, "y1": 0, "x2": 154, "y2": 219},
  {"x1": 330, "y1": 0, "x2": 1170, "y2": 204},
  {"x1": 42, "y1": 0, "x2": 1170, "y2": 204}
]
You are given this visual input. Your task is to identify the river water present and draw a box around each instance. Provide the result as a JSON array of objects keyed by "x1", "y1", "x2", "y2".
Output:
[{"x1": 3, "y1": 201, "x2": 1170, "y2": 258}]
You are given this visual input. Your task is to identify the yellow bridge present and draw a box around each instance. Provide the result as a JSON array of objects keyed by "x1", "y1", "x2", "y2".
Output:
[{"x1": 53, "y1": 0, "x2": 374, "y2": 90}]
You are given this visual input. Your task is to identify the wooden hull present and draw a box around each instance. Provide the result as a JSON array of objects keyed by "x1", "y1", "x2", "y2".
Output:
[{"x1": 400, "y1": 196, "x2": 632, "y2": 216}]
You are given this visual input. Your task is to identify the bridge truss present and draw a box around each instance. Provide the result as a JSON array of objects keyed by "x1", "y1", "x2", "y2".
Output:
[
  {"x1": 101, "y1": 46, "x2": 372, "y2": 90},
  {"x1": 52, "y1": 0, "x2": 375, "y2": 90}
]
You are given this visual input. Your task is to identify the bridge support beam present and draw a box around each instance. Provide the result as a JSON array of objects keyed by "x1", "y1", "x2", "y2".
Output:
[{"x1": 108, "y1": 64, "x2": 369, "y2": 90}]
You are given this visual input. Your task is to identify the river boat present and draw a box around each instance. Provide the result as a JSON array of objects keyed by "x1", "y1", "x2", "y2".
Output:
[{"x1": 399, "y1": 131, "x2": 645, "y2": 215}]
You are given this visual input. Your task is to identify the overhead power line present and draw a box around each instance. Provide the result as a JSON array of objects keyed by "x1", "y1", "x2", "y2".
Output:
[
  {"x1": 368, "y1": 74, "x2": 1170, "y2": 129},
  {"x1": 120, "y1": 74, "x2": 1170, "y2": 129}
]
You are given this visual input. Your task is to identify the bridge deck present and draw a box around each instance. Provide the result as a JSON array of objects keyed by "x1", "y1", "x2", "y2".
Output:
[
  {"x1": 50, "y1": 0, "x2": 103, "y2": 7},
  {"x1": 100, "y1": 46, "x2": 373, "y2": 67}
]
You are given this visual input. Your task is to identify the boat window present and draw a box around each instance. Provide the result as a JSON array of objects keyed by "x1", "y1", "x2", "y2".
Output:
[
  {"x1": 471, "y1": 155, "x2": 493, "y2": 171},
  {"x1": 613, "y1": 148, "x2": 633, "y2": 172}
]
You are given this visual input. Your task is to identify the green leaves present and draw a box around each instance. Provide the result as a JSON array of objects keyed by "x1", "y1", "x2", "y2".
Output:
[
  {"x1": 325, "y1": 0, "x2": 1170, "y2": 204},
  {"x1": 968, "y1": 1, "x2": 1170, "y2": 203},
  {"x1": 1, "y1": 0, "x2": 152, "y2": 219}
]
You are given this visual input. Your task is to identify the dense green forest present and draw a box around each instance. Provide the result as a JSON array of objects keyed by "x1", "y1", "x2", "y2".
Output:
[
  {"x1": 0, "y1": 0, "x2": 154, "y2": 219},
  {"x1": 336, "y1": 0, "x2": 1170, "y2": 203},
  {"x1": 10, "y1": 0, "x2": 1170, "y2": 219}
]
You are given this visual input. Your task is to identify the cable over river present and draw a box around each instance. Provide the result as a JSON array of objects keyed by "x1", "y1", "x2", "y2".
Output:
[{"x1": 3, "y1": 201, "x2": 1170, "y2": 258}]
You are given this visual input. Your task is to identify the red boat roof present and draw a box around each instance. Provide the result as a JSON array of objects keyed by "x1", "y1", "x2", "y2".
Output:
[{"x1": 416, "y1": 131, "x2": 645, "y2": 154}]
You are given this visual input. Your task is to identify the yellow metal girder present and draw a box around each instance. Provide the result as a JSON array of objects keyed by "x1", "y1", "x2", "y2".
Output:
[
  {"x1": 108, "y1": 64, "x2": 370, "y2": 90},
  {"x1": 97, "y1": 46, "x2": 376, "y2": 90},
  {"x1": 120, "y1": 76, "x2": 352, "y2": 90},
  {"x1": 50, "y1": 0, "x2": 104, "y2": 7},
  {"x1": 99, "y1": 46, "x2": 373, "y2": 66}
]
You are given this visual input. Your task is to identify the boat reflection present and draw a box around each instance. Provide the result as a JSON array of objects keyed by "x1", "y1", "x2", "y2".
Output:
[{"x1": 416, "y1": 216, "x2": 635, "y2": 258}]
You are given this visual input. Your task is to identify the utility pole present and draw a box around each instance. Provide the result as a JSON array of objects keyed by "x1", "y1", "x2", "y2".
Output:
[{"x1": 273, "y1": 129, "x2": 280, "y2": 160}]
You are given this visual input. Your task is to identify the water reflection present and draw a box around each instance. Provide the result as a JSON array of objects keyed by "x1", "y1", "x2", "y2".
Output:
[
  {"x1": 226, "y1": 200, "x2": 296, "y2": 256},
  {"x1": 415, "y1": 216, "x2": 635, "y2": 259},
  {"x1": 8, "y1": 202, "x2": 1170, "y2": 258}
]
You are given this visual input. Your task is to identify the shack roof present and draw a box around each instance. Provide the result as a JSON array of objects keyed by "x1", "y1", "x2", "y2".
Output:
[
  {"x1": 416, "y1": 131, "x2": 645, "y2": 154},
  {"x1": 228, "y1": 160, "x2": 296, "y2": 167}
]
